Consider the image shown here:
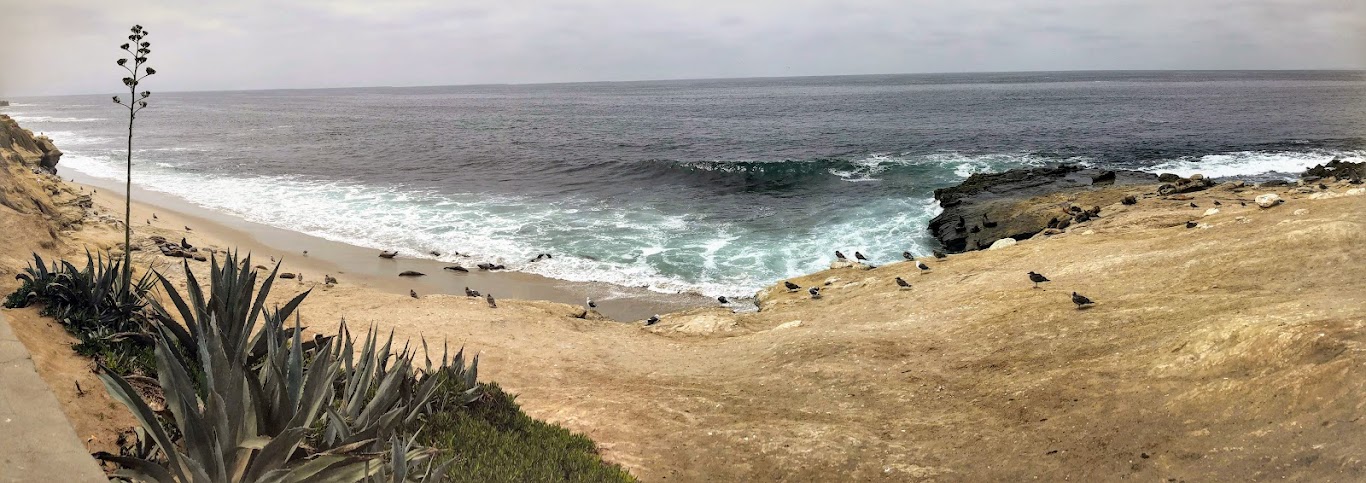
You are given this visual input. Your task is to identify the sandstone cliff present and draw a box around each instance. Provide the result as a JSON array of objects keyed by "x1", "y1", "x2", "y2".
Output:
[{"x1": 0, "y1": 115, "x2": 88, "y2": 275}]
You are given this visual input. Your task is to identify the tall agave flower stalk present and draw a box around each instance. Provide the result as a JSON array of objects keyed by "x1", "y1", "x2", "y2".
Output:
[
  {"x1": 96, "y1": 252, "x2": 478, "y2": 481},
  {"x1": 112, "y1": 24, "x2": 157, "y2": 297}
]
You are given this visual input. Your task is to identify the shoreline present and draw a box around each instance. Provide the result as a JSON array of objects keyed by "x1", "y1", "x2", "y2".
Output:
[{"x1": 64, "y1": 170, "x2": 717, "y2": 321}]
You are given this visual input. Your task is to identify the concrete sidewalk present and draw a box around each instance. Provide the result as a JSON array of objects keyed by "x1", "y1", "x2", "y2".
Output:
[{"x1": 0, "y1": 311, "x2": 107, "y2": 482}]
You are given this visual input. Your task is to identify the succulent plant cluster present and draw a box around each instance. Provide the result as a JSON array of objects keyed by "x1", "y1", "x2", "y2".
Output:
[{"x1": 85, "y1": 251, "x2": 479, "y2": 482}]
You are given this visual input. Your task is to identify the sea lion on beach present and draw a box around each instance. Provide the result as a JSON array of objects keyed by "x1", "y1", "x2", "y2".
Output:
[
  {"x1": 429, "y1": 251, "x2": 441, "y2": 257},
  {"x1": 398, "y1": 270, "x2": 425, "y2": 277},
  {"x1": 378, "y1": 250, "x2": 398, "y2": 259},
  {"x1": 717, "y1": 296, "x2": 729, "y2": 304},
  {"x1": 933, "y1": 249, "x2": 947, "y2": 259},
  {"x1": 180, "y1": 237, "x2": 192, "y2": 249},
  {"x1": 443, "y1": 265, "x2": 468, "y2": 272},
  {"x1": 1028, "y1": 271, "x2": 1050, "y2": 288}
]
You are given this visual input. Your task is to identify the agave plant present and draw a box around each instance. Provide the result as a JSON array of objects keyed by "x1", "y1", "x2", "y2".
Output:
[{"x1": 97, "y1": 252, "x2": 479, "y2": 481}]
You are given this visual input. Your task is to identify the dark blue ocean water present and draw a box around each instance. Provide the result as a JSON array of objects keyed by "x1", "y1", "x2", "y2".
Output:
[{"x1": 6, "y1": 70, "x2": 1364, "y2": 296}]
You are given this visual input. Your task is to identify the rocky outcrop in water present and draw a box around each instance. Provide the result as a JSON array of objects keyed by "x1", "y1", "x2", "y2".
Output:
[
  {"x1": 1302, "y1": 159, "x2": 1365, "y2": 183},
  {"x1": 928, "y1": 165, "x2": 1156, "y2": 253}
]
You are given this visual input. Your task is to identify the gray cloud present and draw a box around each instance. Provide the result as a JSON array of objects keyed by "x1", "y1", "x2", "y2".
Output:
[{"x1": 1, "y1": 0, "x2": 1362, "y2": 96}]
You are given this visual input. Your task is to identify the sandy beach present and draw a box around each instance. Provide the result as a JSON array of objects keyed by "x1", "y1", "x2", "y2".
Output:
[{"x1": 65, "y1": 169, "x2": 716, "y2": 322}]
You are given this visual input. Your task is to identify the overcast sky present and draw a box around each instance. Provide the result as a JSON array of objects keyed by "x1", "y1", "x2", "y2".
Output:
[{"x1": 1, "y1": 0, "x2": 1362, "y2": 96}]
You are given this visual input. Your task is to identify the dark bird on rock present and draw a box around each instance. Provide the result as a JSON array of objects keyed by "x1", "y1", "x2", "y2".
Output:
[
  {"x1": 410, "y1": 289, "x2": 418, "y2": 299},
  {"x1": 1319, "y1": 183, "x2": 1328, "y2": 190},
  {"x1": 1028, "y1": 271, "x2": 1050, "y2": 288},
  {"x1": 717, "y1": 296, "x2": 729, "y2": 304},
  {"x1": 1240, "y1": 201, "x2": 1247, "y2": 206},
  {"x1": 486, "y1": 294, "x2": 497, "y2": 308},
  {"x1": 443, "y1": 265, "x2": 468, "y2": 272},
  {"x1": 916, "y1": 261, "x2": 930, "y2": 272},
  {"x1": 855, "y1": 251, "x2": 868, "y2": 262},
  {"x1": 808, "y1": 287, "x2": 822, "y2": 299},
  {"x1": 180, "y1": 237, "x2": 192, "y2": 249},
  {"x1": 1190, "y1": 202, "x2": 1198, "y2": 208},
  {"x1": 1072, "y1": 292, "x2": 1095, "y2": 309},
  {"x1": 586, "y1": 297, "x2": 596, "y2": 309},
  {"x1": 902, "y1": 251, "x2": 914, "y2": 260},
  {"x1": 895, "y1": 277, "x2": 911, "y2": 290},
  {"x1": 1185, "y1": 221, "x2": 1198, "y2": 229},
  {"x1": 1213, "y1": 200, "x2": 1222, "y2": 206},
  {"x1": 835, "y1": 250, "x2": 847, "y2": 260},
  {"x1": 784, "y1": 281, "x2": 801, "y2": 292},
  {"x1": 645, "y1": 315, "x2": 660, "y2": 326},
  {"x1": 464, "y1": 287, "x2": 479, "y2": 297}
]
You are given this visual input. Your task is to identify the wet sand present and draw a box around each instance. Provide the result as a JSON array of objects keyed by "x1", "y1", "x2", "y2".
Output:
[{"x1": 65, "y1": 170, "x2": 718, "y2": 321}]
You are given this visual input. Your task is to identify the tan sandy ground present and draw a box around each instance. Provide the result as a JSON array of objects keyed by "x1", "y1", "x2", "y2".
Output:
[{"x1": 4, "y1": 165, "x2": 1365, "y2": 481}]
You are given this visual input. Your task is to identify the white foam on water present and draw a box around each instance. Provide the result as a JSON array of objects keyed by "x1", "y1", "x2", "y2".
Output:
[
  {"x1": 6, "y1": 115, "x2": 107, "y2": 123},
  {"x1": 1142, "y1": 150, "x2": 1365, "y2": 178}
]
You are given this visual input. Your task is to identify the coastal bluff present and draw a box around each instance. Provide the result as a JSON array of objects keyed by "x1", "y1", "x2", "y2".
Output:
[{"x1": 0, "y1": 115, "x2": 87, "y2": 262}]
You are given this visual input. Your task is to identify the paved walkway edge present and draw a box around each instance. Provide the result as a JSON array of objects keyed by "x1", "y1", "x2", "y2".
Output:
[{"x1": 0, "y1": 311, "x2": 108, "y2": 482}]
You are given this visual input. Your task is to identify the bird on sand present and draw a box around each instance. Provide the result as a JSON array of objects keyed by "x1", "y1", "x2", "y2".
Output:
[
  {"x1": 902, "y1": 251, "x2": 914, "y2": 260},
  {"x1": 808, "y1": 287, "x2": 822, "y2": 299},
  {"x1": 410, "y1": 289, "x2": 418, "y2": 299},
  {"x1": 486, "y1": 294, "x2": 497, "y2": 308},
  {"x1": 184, "y1": 225, "x2": 192, "y2": 231},
  {"x1": 146, "y1": 219, "x2": 150, "y2": 225},
  {"x1": 645, "y1": 315, "x2": 660, "y2": 326},
  {"x1": 152, "y1": 213, "x2": 158, "y2": 220},
  {"x1": 855, "y1": 251, "x2": 868, "y2": 263},
  {"x1": 1213, "y1": 200, "x2": 1222, "y2": 206},
  {"x1": 1185, "y1": 221, "x2": 1198, "y2": 229},
  {"x1": 1071, "y1": 292, "x2": 1095, "y2": 309},
  {"x1": 1190, "y1": 202, "x2": 1198, "y2": 208},
  {"x1": 835, "y1": 251, "x2": 847, "y2": 261},
  {"x1": 784, "y1": 281, "x2": 801, "y2": 292},
  {"x1": 933, "y1": 250, "x2": 947, "y2": 259},
  {"x1": 895, "y1": 277, "x2": 912, "y2": 290},
  {"x1": 303, "y1": 250, "x2": 309, "y2": 256},
  {"x1": 270, "y1": 256, "x2": 276, "y2": 263},
  {"x1": 1027, "y1": 271, "x2": 1050, "y2": 288},
  {"x1": 916, "y1": 261, "x2": 930, "y2": 272},
  {"x1": 717, "y1": 296, "x2": 729, "y2": 304},
  {"x1": 586, "y1": 297, "x2": 596, "y2": 309},
  {"x1": 464, "y1": 287, "x2": 479, "y2": 297}
]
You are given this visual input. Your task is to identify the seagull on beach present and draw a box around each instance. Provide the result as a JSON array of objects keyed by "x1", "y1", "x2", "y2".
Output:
[
  {"x1": 486, "y1": 294, "x2": 497, "y2": 308},
  {"x1": 464, "y1": 287, "x2": 480, "y2": 297},
  {"x1": 784, "y1": 281, "x2": 801, "y2": 292},
  {"x1": 1027, "y1": 271, "x2": 1050, "y2": 288},
  {"x1": 895, "y1": 277, "x2": 911, "y2": 290},
  {"x1": 808, "y1": 287, "x2": 822, "y2": 299},
  {"x1": 855, "y1": 251, "x2": 868, "y2": 263},
  {"x1": 902, "y1": 251, "x2": 914, "y2": 260},
  {"x1": 586, "y1": 297, "x2": 596, "y2": 309},
  {"x1": 933, "y1": 250, "x2": 947, "y2": 259},
  {"x1": 916, "y1": 261, "x2": 930, "y2": 272},
  {"x1": 645, "y1": 315, "x2": 660, "y2": 326},
  {"x1": 1072, "y1": 292, "x2": 1095, "y2": 309},
  {"x1": 835, "y1": 251, "x2": 847, "y2": 261}
]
